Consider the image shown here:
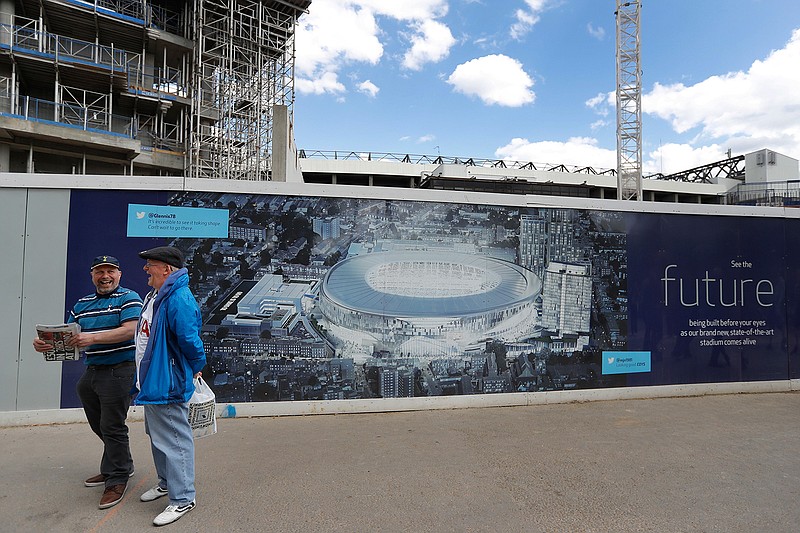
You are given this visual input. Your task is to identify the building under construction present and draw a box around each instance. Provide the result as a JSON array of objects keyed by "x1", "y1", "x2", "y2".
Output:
[{"x1": 0, "y1": 0, "x2": 310, "y2": 179}]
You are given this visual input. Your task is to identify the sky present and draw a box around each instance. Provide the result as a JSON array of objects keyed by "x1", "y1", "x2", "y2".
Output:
[{"x1": 291, "y1": 0, "x2": 800, "y2": 175}]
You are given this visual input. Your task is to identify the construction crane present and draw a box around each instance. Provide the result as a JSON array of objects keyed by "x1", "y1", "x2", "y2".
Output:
[{"x1": 616, "y1": 1, "x2": 643, "y2": 200}]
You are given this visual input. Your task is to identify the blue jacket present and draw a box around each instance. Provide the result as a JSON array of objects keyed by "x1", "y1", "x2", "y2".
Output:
[{"x1": 134, "y1": 268, "x2": 206, "y2": 404}]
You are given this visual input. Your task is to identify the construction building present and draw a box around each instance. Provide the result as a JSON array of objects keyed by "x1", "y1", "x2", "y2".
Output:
[{"x1": 0, "y1": 0, "x2": 310, "y2": 179}]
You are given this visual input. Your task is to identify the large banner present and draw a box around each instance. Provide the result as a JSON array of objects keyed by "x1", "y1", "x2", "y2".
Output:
[{"x1": 59, "y1": 189, "x2": 798, "y2": 407}]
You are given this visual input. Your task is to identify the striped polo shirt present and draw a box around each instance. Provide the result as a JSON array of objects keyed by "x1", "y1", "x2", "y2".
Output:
[{"x1": 67, "y1": 286, "x2": 143, "y2": 366}]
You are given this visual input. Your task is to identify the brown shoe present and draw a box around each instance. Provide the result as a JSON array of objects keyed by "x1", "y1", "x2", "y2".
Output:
[
  {"x1": 85, "y1": 474, "x2": 106, "y2": 487},
  {"x1": 85, "y1": 470, "x2": 135, "y2": 487},
  {"x1": 99, "y1": 483, "x2": 127, "y2": 509}
]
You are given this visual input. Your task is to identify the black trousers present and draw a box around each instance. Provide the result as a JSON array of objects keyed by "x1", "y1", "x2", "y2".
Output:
[{"x1": 76, "y1": 362, "x2": 135, "y2": 487}]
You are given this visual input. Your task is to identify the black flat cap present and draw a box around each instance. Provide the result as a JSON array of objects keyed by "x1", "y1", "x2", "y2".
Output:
[
  {"x1": 90, "y1": 255, "x2": 120, "y2": 270},
  {"x1": 139, "y1": 246, "x2": 184, "y2": 268}
]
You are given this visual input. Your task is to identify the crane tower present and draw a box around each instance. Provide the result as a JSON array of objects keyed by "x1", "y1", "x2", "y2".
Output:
[{"x1": 615, "y1": 1, "x2": 643, "y2": 200}]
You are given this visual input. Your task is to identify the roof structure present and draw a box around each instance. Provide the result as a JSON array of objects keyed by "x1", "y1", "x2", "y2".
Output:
[{"x1": 321, "y1": 251, "x2": 540, "y2": 318}]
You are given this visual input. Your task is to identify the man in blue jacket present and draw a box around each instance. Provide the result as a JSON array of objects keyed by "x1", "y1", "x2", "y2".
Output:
[{"x1": 133, "y1": 246, "x2": 206, "y2": 527}]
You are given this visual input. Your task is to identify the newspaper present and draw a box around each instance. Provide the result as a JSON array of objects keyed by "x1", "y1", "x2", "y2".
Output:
[{"x1": 36, "y1": 323, "x2": 82, "y2": 361}]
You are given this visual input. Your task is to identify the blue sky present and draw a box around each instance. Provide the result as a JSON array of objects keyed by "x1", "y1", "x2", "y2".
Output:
[{"x1": 292, "y1": 0, "x2": 800, "y2": 174}]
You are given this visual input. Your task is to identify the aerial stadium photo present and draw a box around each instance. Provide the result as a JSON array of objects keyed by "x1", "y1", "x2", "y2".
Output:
[{"x1": 135, "y1": 190, "x2": 627, "y2": 402}]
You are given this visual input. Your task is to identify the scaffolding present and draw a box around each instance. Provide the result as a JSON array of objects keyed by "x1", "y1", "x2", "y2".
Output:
[{"x1": 190, "y1": 0, "x2": 306, "y2": 180}]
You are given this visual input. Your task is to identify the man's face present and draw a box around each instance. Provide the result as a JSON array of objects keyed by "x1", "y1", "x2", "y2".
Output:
[
  {"x1": 144, "y1": 260, "x2": 171, "y2": 289},
  {"x1": 91, "y1": 266, "x2": 121, "y2": 295}
]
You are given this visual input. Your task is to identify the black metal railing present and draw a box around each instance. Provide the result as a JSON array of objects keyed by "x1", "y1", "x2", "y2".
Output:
[{"x1": 726, "y1": 180, "x2": 800, "y2": 206}]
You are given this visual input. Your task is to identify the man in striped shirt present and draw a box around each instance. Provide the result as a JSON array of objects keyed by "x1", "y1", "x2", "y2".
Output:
[{"x1": 33, "y1": 255, "x2": 143, "y2": 510}]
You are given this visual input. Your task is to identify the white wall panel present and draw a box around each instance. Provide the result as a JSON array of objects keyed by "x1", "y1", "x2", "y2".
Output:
[
  {"x1": 17, "y1": 189, "x2": 70, "y2": 410},
  {"x1": 0, "y1": 189, "x2": 27, "y2": 411}
]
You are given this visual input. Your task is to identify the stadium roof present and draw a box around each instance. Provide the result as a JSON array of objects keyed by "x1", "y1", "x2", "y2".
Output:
[{"x1": 321, "y1": 251, "x2": 540, "y2": 318}]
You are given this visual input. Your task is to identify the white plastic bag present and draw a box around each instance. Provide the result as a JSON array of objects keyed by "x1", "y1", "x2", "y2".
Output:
[{"x1": 188, "y1": 376, "x2": 217, "y2": 438}]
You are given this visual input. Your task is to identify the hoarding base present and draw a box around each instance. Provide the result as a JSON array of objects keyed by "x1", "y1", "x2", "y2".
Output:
[{"x1": 2, "y1": 379, "x2": 798, "y2": 427}]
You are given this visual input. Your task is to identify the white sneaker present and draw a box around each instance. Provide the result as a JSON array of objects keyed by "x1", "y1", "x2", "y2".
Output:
[
  {"x1": 153, "y1": 501, "x2": 196, "y2": 526},
  {"x1": 140, "y1": 485, "x2": 169, "y2": 502}
]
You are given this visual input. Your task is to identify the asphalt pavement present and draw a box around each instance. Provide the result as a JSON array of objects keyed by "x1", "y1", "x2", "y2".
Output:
[{"x1": 1, "y1": 392, "x2": 798, "y2": 533}]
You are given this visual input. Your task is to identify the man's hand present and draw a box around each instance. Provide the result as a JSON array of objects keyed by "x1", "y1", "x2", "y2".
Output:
[
  {"x1": 32, "y1": 338, "x2": 53, "y2": 353},
  {"x1": 65, "y1": 321, "x2": 137, "y2": 347},
  {"x1": 66, "y1": 333, "x2": 96, "y2": 348}
]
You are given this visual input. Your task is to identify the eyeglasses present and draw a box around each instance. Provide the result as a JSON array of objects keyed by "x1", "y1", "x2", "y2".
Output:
[{"x1": 144, "y1": 261, "x2": 168, "y2": 270}]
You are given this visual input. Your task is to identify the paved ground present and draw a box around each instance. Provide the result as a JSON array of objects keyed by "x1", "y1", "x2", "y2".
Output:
[{"x1": 1, "y1": 392, "x2": 798, "y2": 533}]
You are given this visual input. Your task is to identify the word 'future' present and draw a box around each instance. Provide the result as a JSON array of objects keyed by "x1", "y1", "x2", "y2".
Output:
[{"x1": 661, "y1": 264, "x2": 774, "y2": 308}]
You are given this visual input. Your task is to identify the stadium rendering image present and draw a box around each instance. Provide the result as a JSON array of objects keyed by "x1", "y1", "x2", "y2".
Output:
[{"x1": 318, "y1": 251, "x2": 542, "y2": 357}]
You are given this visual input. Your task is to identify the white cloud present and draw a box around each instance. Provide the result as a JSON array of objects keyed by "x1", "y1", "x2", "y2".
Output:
[
  {"x1": 418, "y1": 134, "x2": 436, "y2": 143},
  {"x1": 643, "y1": 28, "x2": 800, "y2": 159},
  {"x1": 295, "y1": 0, "x2": 455, "y2": 96},
  {"x1": 295, "y1": 1, "x2": 383, "y2": 95},
  {"x1": 510, "y1": 0, "x2": 551, "y2": 40},
  {"x1": 357, "y1": 0, "x2": 448, "y2": 21},
  {"x1": 447, "y1": 54, "x2": 535, "y2": 107},
  {"x1": 586, "y1": 91, "x2": 614, "y2": 117},
  {"x1": 587, "y1": 23, "x2": 605, "y2": 40},
  {"x1": 495, "y1": 137, "x2": 617, "y2": 169},
  {"x1": 357, "y1": 80, "x2": 380, "y2": 97},
  {"x1": 295, "y1": 71, "x2": 346, "y2": 96},
  {"x1": 402, "y1": 19, "x2": 456, "y2": 71},
  {"x1": 492, "y1": 136, "x2": 722, "y2": 175},
  {"x1": 524, "y1": 0, "x2": 550, "y2": 9},
  {"x1": 644, "y1": 143, "x2": 727, "y2": 176},
  {"x1": 510, "y1": 9, "x2": 539, "y2": 40},
  {"x1": 575, "y1": 30, "x2": 800, "y2": 172}
]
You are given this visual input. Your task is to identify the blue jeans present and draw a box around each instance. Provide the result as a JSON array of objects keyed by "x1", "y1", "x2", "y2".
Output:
[
  {"x1": 144, "y1": 403, "x2": 196, "y2": 505},
  {"x1": 76, "y1": 362, "x2": 135, "y2": 486}
]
